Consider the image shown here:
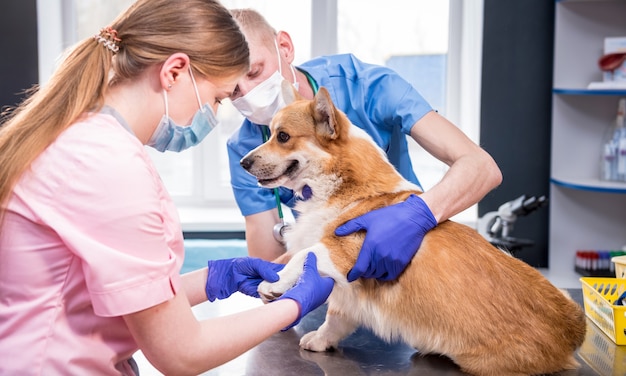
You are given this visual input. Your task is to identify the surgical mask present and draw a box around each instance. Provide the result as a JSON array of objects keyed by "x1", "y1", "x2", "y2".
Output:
[
  {"x1": 148, "y1": 67, "x2": 219, "y2": 152},
  {"x1": 231, "y1": 41, "x2": 298, "y2": 125}
]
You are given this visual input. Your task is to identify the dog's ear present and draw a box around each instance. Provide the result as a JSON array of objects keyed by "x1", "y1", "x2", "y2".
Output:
[
  {"x1": 281, "y1": 79, "x2": 302, "y2": 105},
  {"x1": 312, "y1": 87, "x2": 340, "y2": 140}
]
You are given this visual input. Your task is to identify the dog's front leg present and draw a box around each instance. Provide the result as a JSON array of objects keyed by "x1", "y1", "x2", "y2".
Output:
[
  {"x1": 258, "y1": 249, "x2": 310, "y2": 302},
  {"x1": 258, "y1": 243, "x2": 340, "y2": 302},
  {"x1": 300, "y1": 307, "x2": 358, "y2": 352}
]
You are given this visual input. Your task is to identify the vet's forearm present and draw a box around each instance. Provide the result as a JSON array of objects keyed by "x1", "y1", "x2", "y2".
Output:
[
  {"x1": 181, "y1": 267, "x2": 209, "y2": 306},
  {"x1": 191, "y1": 299, "x2": 300, "y2": 369},
  {"x1": 421, "y1": 151, "x2": 501, "y2": 222}
]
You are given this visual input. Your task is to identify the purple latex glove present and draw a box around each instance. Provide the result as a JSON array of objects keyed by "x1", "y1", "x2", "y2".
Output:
[
  {"x1": 335, "y1": 194, "x2": 437, "y2": 282},
  {"x1": 278, "y1": 253, "x2": 334, "y2": 331},
  {"x1": 206, "y1": 257, "x2": 285, "y2": 301}
]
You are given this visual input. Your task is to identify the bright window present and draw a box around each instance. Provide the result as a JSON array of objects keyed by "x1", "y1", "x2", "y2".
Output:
[
  {"x1": 336, "y1": 0, "x2": 451, "y2": 192},
  {"x1": 39, "y1": 0, "x2": 481, "y2": 230}
]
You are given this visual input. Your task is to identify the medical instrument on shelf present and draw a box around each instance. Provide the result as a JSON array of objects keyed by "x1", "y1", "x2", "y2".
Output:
[{"x1": 477, "y1": 194, "x2": 548, "y2": 255}]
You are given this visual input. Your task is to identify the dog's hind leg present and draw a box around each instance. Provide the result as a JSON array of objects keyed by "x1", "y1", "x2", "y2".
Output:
[{"x1": 300, "y1": 307, "x2": 358, "y2": 352}]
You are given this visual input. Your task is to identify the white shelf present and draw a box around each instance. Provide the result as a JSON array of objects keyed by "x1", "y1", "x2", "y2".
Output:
[
  {"x1": 549, "y1": 0, "x2": 626, "y2": 288},
  {"x1": 551, "y1": 177, "x2": 626, "y2": 193},
  {"x1": 554, "y1": 88, "x2": 626, "y2": 96}
]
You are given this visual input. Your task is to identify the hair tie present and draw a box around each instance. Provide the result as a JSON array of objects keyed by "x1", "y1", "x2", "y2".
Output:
[{"x1": 93, "y1": 26, "x2": 121, "y2": 54}]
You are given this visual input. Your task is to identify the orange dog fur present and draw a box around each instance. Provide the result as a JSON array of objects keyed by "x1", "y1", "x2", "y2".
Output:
[{"x1": 241, "y1": 84, "x2": 586, "y2": 376}]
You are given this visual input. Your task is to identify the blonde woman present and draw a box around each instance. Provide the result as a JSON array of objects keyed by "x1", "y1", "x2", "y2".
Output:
[{"x1": 0, "y1": 1, "x2": 333, "y2": 375}]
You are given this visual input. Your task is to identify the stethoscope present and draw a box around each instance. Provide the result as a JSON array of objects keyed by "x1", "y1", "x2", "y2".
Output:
[
  {"x1": 273, "y1": 218, "x2": 290, "y2": 244},
  {"x1": 265, "y1": 71, "x2": 319, "y2": 244},
  {"x1": 261, "y1": 126, "x2": 291, "y2": 244}
]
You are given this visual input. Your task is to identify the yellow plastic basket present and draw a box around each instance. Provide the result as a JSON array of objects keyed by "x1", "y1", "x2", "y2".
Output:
[
  {"x1": 580, "y1": 277, "x2": 626, "y2": 345},
  {"x1": 612, "y1": 256, "x2": 626, "y2": 278}
]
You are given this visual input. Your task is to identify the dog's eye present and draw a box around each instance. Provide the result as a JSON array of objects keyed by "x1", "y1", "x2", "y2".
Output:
[{"x1": 277, "y1": 131, "x2": 290, "y2": 143}]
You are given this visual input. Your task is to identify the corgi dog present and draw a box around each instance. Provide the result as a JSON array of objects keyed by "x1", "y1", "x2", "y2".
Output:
[{"x1": 240, "y1": 83, "x2": 586, "y2": 376}]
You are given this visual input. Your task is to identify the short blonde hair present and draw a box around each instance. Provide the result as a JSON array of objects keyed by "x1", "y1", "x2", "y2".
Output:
[{"x1": 230, "y1": 9, "x2": 278, "y2": 51}]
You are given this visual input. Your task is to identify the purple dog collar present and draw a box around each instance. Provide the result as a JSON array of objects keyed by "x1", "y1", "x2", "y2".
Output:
[{"x1": 301, "y1": 185, "x2": 313, "y2": 201}]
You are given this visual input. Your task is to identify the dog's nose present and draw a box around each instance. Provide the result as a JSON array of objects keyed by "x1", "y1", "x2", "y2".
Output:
[{"x1": 240, "y1": 156, "x2": 254, "y2": 171}]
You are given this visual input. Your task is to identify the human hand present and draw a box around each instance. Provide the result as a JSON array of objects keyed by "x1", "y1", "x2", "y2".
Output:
[
  {"x1": 278, "y1": 253, "x2": 334, "y2": 330},
  {"x1": 335, "y1": 194, "x2": 437, "y2": 282},
  {"x1": 205, "y1": 257, "x2": 285, "y2": 301}
]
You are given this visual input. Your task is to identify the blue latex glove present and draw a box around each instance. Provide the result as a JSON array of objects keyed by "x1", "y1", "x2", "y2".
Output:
[
  {"x1": 335, "y1": 194, "x2": 437, "y2": 282},
  {"x1": 206, "y1": 257, "x2": 285, "y2": 301},
  {"x1": 278, "y1": 253, "x2": 334, "y2": 330}
]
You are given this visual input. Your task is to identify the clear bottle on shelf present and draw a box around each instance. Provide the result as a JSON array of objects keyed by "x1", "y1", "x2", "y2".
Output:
[{"x1": 601, "y1": 98, "x2": 626, "y2": 182}]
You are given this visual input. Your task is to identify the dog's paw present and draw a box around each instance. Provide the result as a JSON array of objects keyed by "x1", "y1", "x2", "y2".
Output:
[
  {"x1": 257, "y1": 279, "x2": 292, "y2": 302},
  {"x1": 257, "y1": 280, "x2": 280, "y2": 302},
  {"x1": 300, "y1": 330, "x2": 336, "y2": 352}
]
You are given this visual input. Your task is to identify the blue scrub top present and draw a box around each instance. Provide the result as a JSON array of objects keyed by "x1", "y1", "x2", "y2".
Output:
[{"x1": 227, "y1": 53, "x2": 432, "y2": 216}]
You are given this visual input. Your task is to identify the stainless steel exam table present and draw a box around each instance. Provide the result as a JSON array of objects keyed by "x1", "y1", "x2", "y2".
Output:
[{"x1": 137, "y1": 289, "x2": 616, "y2": 375}]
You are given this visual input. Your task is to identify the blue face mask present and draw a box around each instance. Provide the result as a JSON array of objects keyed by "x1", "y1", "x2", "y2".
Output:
[{"x1": 148, "y1": 67, "x2": 219, "y2": 152}]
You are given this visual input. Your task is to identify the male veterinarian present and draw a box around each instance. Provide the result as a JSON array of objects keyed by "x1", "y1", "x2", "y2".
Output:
[{"x1": 227, "y1": 9, "x2": 502, "y2": 281}]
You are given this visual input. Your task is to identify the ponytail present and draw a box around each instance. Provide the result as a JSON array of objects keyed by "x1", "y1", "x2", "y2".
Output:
[{"x1": 0, "y1": 36, "x2": 113, "y2": 223}]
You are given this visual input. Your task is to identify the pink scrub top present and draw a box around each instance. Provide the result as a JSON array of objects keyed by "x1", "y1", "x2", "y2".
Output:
[{"x1": 0, "y1": 111, "x2": 184, "y2": 375}]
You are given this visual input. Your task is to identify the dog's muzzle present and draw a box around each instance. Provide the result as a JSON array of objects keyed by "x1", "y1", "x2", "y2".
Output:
[{"x1": 240, "y1": 155, "x2": 255, "y2": 172}]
